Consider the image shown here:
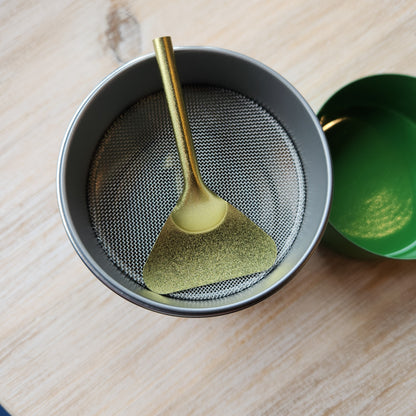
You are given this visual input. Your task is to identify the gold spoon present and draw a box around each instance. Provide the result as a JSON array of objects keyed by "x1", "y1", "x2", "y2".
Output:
[{"x1": 143, "y1": 36, "x2": 277, "y2": 294}]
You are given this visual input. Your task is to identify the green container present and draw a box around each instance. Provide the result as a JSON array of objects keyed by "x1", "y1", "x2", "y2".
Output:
[{"x1": 319, "y1": 74, "x2": 416, "y2": 259}]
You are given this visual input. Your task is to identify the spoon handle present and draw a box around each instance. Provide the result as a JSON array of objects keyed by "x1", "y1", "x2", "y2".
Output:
[{"x1": 153, "y1": 36, "x2": 204, "y2": 191}]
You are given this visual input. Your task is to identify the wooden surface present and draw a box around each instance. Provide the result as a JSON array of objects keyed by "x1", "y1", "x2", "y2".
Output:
[{"x1": 1, "y1": 0, "x2": 416, "y2": 414}]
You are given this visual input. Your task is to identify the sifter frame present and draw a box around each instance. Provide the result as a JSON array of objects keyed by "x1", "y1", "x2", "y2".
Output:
[{"x1": 57, "y1": 46, "x2": 332, "y2": 317}]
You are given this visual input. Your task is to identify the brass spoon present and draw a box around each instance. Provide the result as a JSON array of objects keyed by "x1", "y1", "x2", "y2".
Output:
[{"x1": 143, "y1": 36, "x2": 277, "y2": 294}]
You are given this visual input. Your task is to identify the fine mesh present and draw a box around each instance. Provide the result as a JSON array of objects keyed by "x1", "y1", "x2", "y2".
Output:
[{"x1": 88, "y1": 86, "x2": 305, "y2": 300}]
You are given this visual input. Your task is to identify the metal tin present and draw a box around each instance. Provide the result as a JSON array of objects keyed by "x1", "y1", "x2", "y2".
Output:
[
  {"x1": 319, "y1": 74, "x2": 416, "y2": 260},
  {"x1": 57, "y1": 47, "x2": 332, "y2": 316}
]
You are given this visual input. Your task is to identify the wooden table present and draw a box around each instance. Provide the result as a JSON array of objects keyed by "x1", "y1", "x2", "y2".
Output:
[{"x1": 1, "y1": 1, "x2": 416, "y2": 414}]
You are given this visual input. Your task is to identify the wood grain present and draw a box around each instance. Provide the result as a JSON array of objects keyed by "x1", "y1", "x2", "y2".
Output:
[{"x1": 1, "y1": 0, "x2": 415, "y2": 415}]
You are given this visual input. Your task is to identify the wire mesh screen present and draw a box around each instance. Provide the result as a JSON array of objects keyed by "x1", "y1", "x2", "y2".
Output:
[{"x1": 88, "y1": 85, "x2": 305, "y2": 300}]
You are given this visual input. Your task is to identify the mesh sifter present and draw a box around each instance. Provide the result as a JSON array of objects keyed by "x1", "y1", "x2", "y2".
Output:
[{"x1": 57, "y1": 47, "x2": 332, "y2": 316}]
